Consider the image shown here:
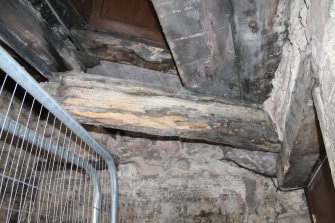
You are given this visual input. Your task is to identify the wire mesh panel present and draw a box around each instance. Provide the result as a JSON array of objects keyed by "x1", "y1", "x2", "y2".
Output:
[{"x1": 0, "y1": 46, "x2": 118, "y2": 223}]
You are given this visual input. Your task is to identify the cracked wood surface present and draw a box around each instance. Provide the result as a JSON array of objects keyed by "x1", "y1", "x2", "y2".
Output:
[
  {"x1": 70, "y1": 29, "x2": 177, "y2": 74},
  {"x1": 151, "y1": 0, "x2": 287, "y2": 103},
  {"x1": 44, "y1": 71, "x2": 280, "y2": 152}
]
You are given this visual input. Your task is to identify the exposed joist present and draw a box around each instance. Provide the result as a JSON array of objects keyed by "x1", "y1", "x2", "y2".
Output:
[
  {"x1": 0, "y1": 0, "x2": 88, "y2": 77},
  {"x1": 70, "y1": 29, "x2": 177, "y2": 74},
  {"x1": 151, "y1": 0, "x2": 287, "y2": 102},
  {"x1": 152, "y1": 0, "x2": 238, "y2": 98},
  {"x1": 0, "y1": 0, "x2": 66, "y2": 77},
  {"x1": 87, "y1": 60, "x2": 182, "y2": 91},
  {"x1": 44, "y1": 71, "x2": 280, "y2": 152},
  {"x1": 229, "y1": 0, "x2": 288, "y2": 102}
]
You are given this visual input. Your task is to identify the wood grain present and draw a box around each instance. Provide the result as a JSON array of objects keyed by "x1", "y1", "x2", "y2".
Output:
[
  {"x1": 88, "y1": 0, "x2": 164, "y2": 42},
  {"x1": 71, "y1": 29, "x2": 177, "y2": 74},
  {"x1": 45, "y1": 71, "x2": 281, "y2": 152},
  {"x1": 152, "y1": 0, "x2": 287, "y2": 103}
]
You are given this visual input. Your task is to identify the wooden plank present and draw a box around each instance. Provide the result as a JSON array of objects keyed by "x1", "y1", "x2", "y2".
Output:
[
  {"x1": 151, "y1": 0, "x2": 287, "y2": 103},
  {"x1": 71, "y1": 0, "x2": 93, "y2": 21},
  {"x1": 152, "y1": 0, "x2": 239, "y2": 99},
  {"x1": 0, "y1": 0, "x2": 67, "y2": 77},
  {"x1": 45, "y1": 71, "x2": 281, "y2": 152},
  {"x1": 88, "y1": 0, "x2": 164, "y2": 42},
  {"x1": 86, "y1": 60, "x2": 182, "y2": 91},
  {"x1": 306, "y1": 158, "x2": 335, "y2": 222},
  {"x1": 39, "y1": 0, "x2": 86, "y2": 29},
  {"x1": 0, "y1": 0, "x2": 89, "y2": 77},
  {"x1": 229, "y1": 0, "x2": 287, "y2": 102},
  {"x1": 70, "y1": 29, "x2": 177, "y2": 74},
  {"x1": 0, "y1": 24, "x2": 53, "y2": 78}
]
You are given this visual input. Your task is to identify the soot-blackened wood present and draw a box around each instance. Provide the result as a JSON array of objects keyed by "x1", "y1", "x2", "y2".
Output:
[
  {"x1": 230, "y1": 0, "x2": 287, "y2": 102},
  {"x1": 152, "y1": 0, "x2": 239, "y2": 99},
  {"x1": 0, "y1": 0, "x2": 86, "y2": 76},
  {"x1": 0, "y1": 24, "x2": 53, "y2": 77},
  {"x1": 70, "y1": 29, "x2": 177, "y2": 74},
  {"x1": 28, "y1": 0, "x2": 86, "y2": 30},
  {"x1": 34, "y1": 0, "x2": 85, "y2": 29},
  {"x1": 0, "y1": 0, "x2": 67, "y2": 77},
  {"x1": 87, "y1": 60, "x2": 182, "y2": 91},
  {"x1": 71, "y1": 0, "x2": 93, "y2": 21},
  {"x1": 45, "y1": 71, "x2": 280, "y2": 152},
  {"x1": 152, "y1": 0, "x2": 287, "y2": 103}
]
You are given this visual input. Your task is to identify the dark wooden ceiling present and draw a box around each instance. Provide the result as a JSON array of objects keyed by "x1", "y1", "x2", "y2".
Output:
[
  {"x1": 72, "y1": 0, "x2": 165, "y2": 42},
  {"x1": 71, "y1": 0, "x2": 288, "y2": 104}
]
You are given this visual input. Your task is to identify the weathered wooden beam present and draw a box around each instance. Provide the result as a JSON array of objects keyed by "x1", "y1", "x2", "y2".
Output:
[
  {"x1": 87, "y1": 60, "x2": 182, "y2": 91},
  {"x1": 28, "y1": 0, "x2": 86, "y2": 30},
  {"x1": 151, "y1": 0, "x2": 287, "y2": 102},
  {"x1": 0, "y1": 0, "x2": 87, "y2": 77},
  {"x1": 229, "y1": 0, "x2": 288, "y2": 102},
  {"x1": 44, "y1": 71, "x2": 280, "y2": 152},
  {"x1": 152, "y1": 0, "x2": 238, "y2": 98},
  {"x1": 70, "y1": 29, "x2": 177, "y2": 74},
  {"x1": 0, "y1": 24, "x2": 53, "y2": 78},
  {"x1": 0, "y1": 0, "x2": 67, "y2": 77}
]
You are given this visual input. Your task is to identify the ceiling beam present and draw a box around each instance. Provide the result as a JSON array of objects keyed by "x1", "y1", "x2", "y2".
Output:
[
  {"x1": 151, "y1": 0, "x2": 287, "y2": 102},
  {"x1": 70, "y1": 29, "x2": 177, "y2": 74},
  {"x1": 44, "y1": 71, "x2": 280, "y2": 152}
]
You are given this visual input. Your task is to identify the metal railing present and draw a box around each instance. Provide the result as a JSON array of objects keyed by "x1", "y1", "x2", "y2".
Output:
[{"x1": 0, "y1": 46, "x2": 118, "y2": 222}]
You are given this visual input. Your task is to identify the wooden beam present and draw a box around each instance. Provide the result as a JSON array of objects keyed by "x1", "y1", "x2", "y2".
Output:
[
  {"x1": 152, "y1": 0, "x2": 238, "y2": 98},
  {"x1": 70, "y1": 29, "x2": 177, "y2": 74},
  {"x1": 0, "y1": 0, "x2": 87, "y2": 77},
  {"x1": 151, "y1": 0, "x2": 287, "y2": 102},
  {"x1": 44, "y1": 71, "x2": 280, "y2": 152},
  {"x1": 0, "y1": 0, "x2": 67, "y2": 77},
  {"x1": 229, "y1": 0, "x2": 287, "y2": 102},
  {"x1": 86, "y1": 60, "x2": 182, "y2": 91},
  {"x1": 33, "y1": 0, "x2": 86, "y2": 30}
]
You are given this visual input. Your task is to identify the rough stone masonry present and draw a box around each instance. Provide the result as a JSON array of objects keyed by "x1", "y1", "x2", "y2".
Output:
[{"x1": 90, "y1": 128, "x2": 310, "y2": 223}]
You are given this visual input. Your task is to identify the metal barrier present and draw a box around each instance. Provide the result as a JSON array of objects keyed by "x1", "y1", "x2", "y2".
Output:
[{"x1": 0, "y1": 46, "x2": 118, "y2": 223}]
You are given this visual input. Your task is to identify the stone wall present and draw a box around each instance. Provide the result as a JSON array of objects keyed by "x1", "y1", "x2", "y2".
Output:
[
  {"x1": 308, "y1": 0, "x2": 335, "y2": 186},
  {"x1": 90, "y1": 128, "x2": 310, "y2": 223},
  {"x1": 265, "y1": 0, "x2": 335, "y2": 187},
  {"x1": 0, "y1": 83, "x2": 311, "y2": 222},
  {"x1": 264, "y1": 0, "x2": 325, "y2": 187}
]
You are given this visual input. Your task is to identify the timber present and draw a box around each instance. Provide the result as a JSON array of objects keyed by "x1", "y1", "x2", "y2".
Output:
[
  {"x1": 45, "y1": 71, "x2": 280, "y2": 152},
  {"x1": 0, "y1": 0, "x2": 87, "y2": 76},
  {"x1": 0, "y1": 0, "x2": 66, "y2": 76},
  {"x1": 70, "y1": 29, "x2": 177, "y2": 74},
  {"x1": 151, "y1": 0, "x2": 287, "y2": 102}
]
